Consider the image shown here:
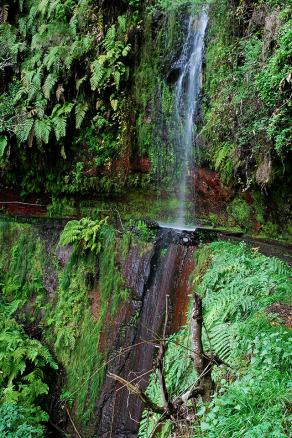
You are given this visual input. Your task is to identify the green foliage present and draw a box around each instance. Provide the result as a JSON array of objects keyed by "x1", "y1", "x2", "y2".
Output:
[
  {"x1": 90, "y1": 17, "x2": 131, "y2": 93},
  {"x1": 0, "y1": 136, "x2": 7, "y2": 158},
  {"x1": 59, "y1": 217, "x2": 108, "y2": 253},
  {"x1": 202, "y1": 0, "x2": 292, "y2": 189},
  {"x1": 139, "y1": 241, "x2": 292, "y2": 437},
  {"x1": 0, "y1": 0, "x2": 142, "y2": 194},
  {"x1": 0, "y1": 403, "x2": 44, "y2": 437},
  {"x1": 139, "y1": 325, "x2": 196, "y2": 437},
  {"x1": 128, "y1": 219, "x2": 156, "y2": 242},
  {"x1": 0, "y1": 222, "x2": 58, "y2": 434},
  {"x1": 213, "y1": 142, "x2": 237, "y2": 184},
  {"x1": 148, "y1": 0, "x2": 201, "y2": 13},
  {"x1": 228, "y1": 197, "x2": 252, "y2": 230},
  {"x1": 0, "y1": 305, "x2": 57, "y2": 409},
  {"x1": 0, "y1": 223, "x2": 45, "y2": 304},
  {"x1": 133, "y1": 9, "x2": 185, "y2": 188},
  {"x1": 48, "y1": 220, "x2": 130, "y2": 429}
]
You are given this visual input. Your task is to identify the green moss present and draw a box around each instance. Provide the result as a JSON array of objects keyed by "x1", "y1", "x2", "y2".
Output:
[
  {"x1": 47, "y1": 197, "x2": 78, "y2": 217},
  {"x1": 0, "y1": 222, "x2": 46, "y2": 311},
  {"x1": 45, "y1": 221, "x2": 131, "y2": 431},
  {"x1": 228, "y1": 197, "x2": 252, "y2": 230}
]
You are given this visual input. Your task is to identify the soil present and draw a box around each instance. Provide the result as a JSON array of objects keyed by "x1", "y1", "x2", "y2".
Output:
[{"x1": 267, "y1": 303, "x2": 292, "y2": 328}]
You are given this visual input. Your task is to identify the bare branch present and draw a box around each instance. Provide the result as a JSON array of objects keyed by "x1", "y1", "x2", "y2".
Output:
[
  {"x1": 156, "y1": 295, "x2": 173, "y2": 413},
  {"x1": 108, "y1": 372, "x2": 165, "y2": 415}
]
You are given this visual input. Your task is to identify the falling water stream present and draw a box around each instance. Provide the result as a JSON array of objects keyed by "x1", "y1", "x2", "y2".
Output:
[{"x1": 171, "y1": 11, "x2": 208, "y2": 228}]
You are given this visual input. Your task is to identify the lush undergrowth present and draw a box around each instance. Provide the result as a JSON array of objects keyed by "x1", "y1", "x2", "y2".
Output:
[
  {"x1": 200, "y1": 0, "x2": 292, "y2": 235},
  {"x1": 0, "y1": 222, "x2": 57, "y2": 436},
  {"x1": 0, "y1": 0, "x2": 202, "y2": 195},
  {"x1": 0, "y1": 0, "x2": 145, "y2": 194},
  {"x1": 139, "y1": 241, "x2": 292, "y2": 437},
  {"x1": 202, "y1": 0, "x2": 292, "y2": 183},
  {"x1": 0, "y1": 218, "x2": 151, "y2": 435}
]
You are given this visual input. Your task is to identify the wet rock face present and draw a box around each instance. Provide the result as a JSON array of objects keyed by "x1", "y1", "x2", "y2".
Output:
[
  {"x1": 192, "y1": 167, "x2": 234, "y2": 214},
  {"x1": 130, "y1": 157, "x2": 151, "y2": 174},
  {"x1": 94, "y1": 230, "x2": 197, "y2": 437}
]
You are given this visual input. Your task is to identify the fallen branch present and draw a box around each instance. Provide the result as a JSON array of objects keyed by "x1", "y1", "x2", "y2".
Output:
[
  {"x1": 156, "y1": 295, "x2": 173, "y2": 413},
  {"x1": 65, "y1": 406, "x2": 82, "y2": 438},
  {"x1": 108, "y1": 372, "x2": 165, "y2": 415}
]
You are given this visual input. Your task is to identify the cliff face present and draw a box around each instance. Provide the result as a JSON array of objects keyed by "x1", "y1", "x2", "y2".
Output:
[
  {"x1": 0, "y1": 218, "x2": 198, "y2": 436},
  {"x1": 198, "y1": 0, "x2": 292, "y2": 238},
  {"x1": 1, "y1": 0, "x2": 290, "y2": 239}
]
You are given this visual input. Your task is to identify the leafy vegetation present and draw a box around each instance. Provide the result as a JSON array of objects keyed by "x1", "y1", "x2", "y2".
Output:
[
  {"x1": 139, "y1": 241, "x2": 292, "y2": 437},
  {"x1": 0, "y1": 0, "x2": 143, "y2": 194},
  {"x1": 201, "y1": 0, "x2": 292, "y2": 189},
  {"x1": 0, "y1": 222, "x2": 57, "y2": 435},
  {"x1": 0, "y1": 218, "x2": 137, "y2": 433}
]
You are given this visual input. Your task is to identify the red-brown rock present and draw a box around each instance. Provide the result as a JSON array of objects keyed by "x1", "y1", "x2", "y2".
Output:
[{"x1": 192, "y1": 167, "x2": 234, "y2": 214}]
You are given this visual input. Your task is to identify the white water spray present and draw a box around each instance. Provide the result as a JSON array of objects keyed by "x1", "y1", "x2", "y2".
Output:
[{"x1": 173, "y1": 11, "x2": 208, "y2": 227}]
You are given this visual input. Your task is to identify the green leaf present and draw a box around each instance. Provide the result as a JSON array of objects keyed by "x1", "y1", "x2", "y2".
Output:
[
  {"x1": 15, "y1": 118, "x2": 34, "y2": 143},
  {"x1": 34, "y1": 119, "x2": 51, "y2": 144},
  {"x1": 0, "y1": 136, "x2": 8, "y2": 158},
  {"x1": 75, "y1": 102, "x2": 89, "y2": 129}
]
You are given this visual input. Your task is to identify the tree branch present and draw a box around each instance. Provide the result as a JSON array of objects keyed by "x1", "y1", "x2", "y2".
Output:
[{"x1": 108, "y1": 372, "x2": 165, "y2": 415}]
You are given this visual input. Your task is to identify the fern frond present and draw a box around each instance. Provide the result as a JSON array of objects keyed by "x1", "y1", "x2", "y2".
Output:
[
  {"x1": 51, "y1": 116, "x2": 66, "y2": 140},
  {"x1": 117, "y1": 15, "x2": 127, "y2": 33},
  {"x1": 76, "y1": 75, "x2": 87, "y2": 91},
  {"x1": 208, "y1": 323, "x2": 235, "y2": 361},
  {"x1": 43, "y1": 74, "x2": 58, "y2": 99},
  {"x1": 104, "y1": 25, "x2": 116, "y2": 51},
  {"x1": 0, "y1": 136, "x2": 7, "y2": 158},
  {"x1": 113, "y1": 70, "x2": 121, "y2": 89},
  {"x1": 122, "y1": 44, "x2": 131, "y2": 57},
  {"x1": 90, "y1": 60, "x2": 105, "y2": 91},
  {"x1": 56, "y1": 83, "x2": 64, "y2": 102},
  {"x1": 15, "y1": 118, "x2": 34, "y2": 143},
  {"x1": 38, "y1": 0, "x2": 49, "y2": 18},
  {"x1": 0, "y1": 5, "x2": 9, "y2": 23},
  {"x1": 75, "y1": 102, "x2": 89, "y2": 129},
  {"x1": 34, "y1": 118, "x2": 51, "y2": 144}
]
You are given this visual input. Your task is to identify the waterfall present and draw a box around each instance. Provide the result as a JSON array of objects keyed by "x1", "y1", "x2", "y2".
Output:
[{"x1": 172, "y1": 11, "x2": 208, "y2": 227}]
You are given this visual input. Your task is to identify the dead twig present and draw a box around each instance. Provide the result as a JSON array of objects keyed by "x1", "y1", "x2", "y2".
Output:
[
  {"x1": 108, "y1": 372, "x2": 165, "y2": 415},
  {"x1": 65, "y1": 406, "x2": 82, "y2": 438}
]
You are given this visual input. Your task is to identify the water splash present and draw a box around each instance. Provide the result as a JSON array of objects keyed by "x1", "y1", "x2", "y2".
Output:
[{"x1": 173, "y1": 11, "x2": 208, "y2": 227}]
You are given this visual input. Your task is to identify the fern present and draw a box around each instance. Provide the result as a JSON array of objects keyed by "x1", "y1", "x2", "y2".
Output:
[
  {"x1": 43, "y1": 46, "x2": 61, "y2": 70},
  {"x1": 55, "y1": 83, "x2": 64, "y2": 102},
  {"x1": 213, "y1": 142, "x2": 237, "y2": 184},
  {"x1": 51, "y1": 115, "x2": 66, "y2": 140},
  {"x1": 42, "y1": 73, "x2": 57, "y2": 99},
  {"x1": 122, "y1": 44, "x2": 131, "y2": 57},
  {"x1": 75, "y1": 75, "x2": 87, "y2": 91},
  {"x1": 38, "y1": 0, "x2": 49, "y2": 18},
  {"x1": 50, "y1": 103, "x2": 73, "y2": 140},
  {"x1": 59, "y1": 217, "x2": 108, "y2": 254},
  {"x1": 90, "y1": 60, "x2": 105, "y2": 91},
  {"x1": 0, "y1": 5, "x2": 9, "y2": 24},
  {"x1": 75, "y1": 102, "x2": 88, "y2": 129},
  {"x1": 15, "y1": 118, "x2": 34, "y2": 143},
  {"x1": 103, "y1": 25, "x2": 116, "y2": 51},
  {"x1": 0, "y1": 305, "x2": 57, "y2": 411},
  {"x1": 34, "y1": 118, "x2": 51, "y2": 144},
  {"x1": 0, "y1": 136, "x2": 7, "y2": 158},
  {"x1": 208, "y1": 322, "x2": 236, "y2": 361},
  {"x1": 117, "y1": 15, "x2": 127, "y2": 33}
]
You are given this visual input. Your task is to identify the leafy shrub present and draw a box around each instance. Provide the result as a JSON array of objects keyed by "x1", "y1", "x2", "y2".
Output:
[
  {"x1": 228, "y1": 197, "x2": 252, "y2": 229},
  {"x1": 139, "y1": 241, "x2": 292, "y2": 437},
  {"x1": 0, "y1": 403, "x2": 44, "y2": 438},
  {"x1": 59, "y1": 217, "x2": 108, "y2": 253}
]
